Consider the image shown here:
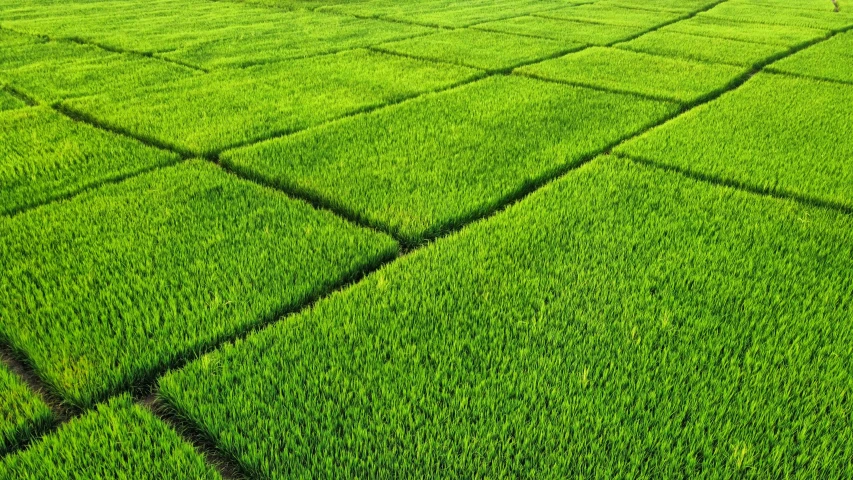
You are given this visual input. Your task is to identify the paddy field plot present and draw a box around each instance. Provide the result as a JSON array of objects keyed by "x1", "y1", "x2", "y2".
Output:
[{"x1": 1, "y1": 0, "x2": 851, "y2": 477}]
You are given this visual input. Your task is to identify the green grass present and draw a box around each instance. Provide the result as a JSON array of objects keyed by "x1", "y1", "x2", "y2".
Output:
[
  {"x1": 535, "y1": 3, "x2": 683, "y2": 27},
  {"x1": 0, "y1": 40, "x2": 198, "y2": 104},
  {"x1": 744, "y1": 0, "x2": 846, "y2": 11},
  {"x1": 377, "y1": 28, "x2": 576, "y2": 71},
  {"x1": 160, "y1": 11, "x2": 433, "y2": 69},
  {"x1": 616, "y1": 73, "x2": 853, "y2": 210},
  {"x1": 663, "y1": 16, "x2": 829, "y2": 45},
  {"x1": 0, "y1": 395, "x2": 220, "y2": 479},
  {"x1": 160, "y1": 156, "x2": 853, "y2": 478},
  {"x1": 0, "y1": 160, "x2": 397, "y2": 408},
  {"x1": 616, "y1": 30, "x2": 789, "y2": 66},
  {"x1": 517, "y1": 47, "x2": 744, "y2": 103},
  {"x1": 769, "y1": 32, "x2": 853, "y2": 83},
  {"x1": 0, "y1": 88, "x2": 26, "y2": 111},
  {"x1": 222, "y1": 75, "x2": 676, "y2": 244},
  {"x1": 0, "y1": 28, "x2": 38, "y2": 47},
  {"x1": 700, "y1": 1, "x2": 853, "y2": 29},
  {"x1": 0, "y1": 363, "x2": 52, "y2": 455},
  {"x1": 594, "y1": 0, "x2": 719, "y2": 13},
  {"x1": 0, "y1": 106, "x2": 179, "y2": 216},
  {"x1": 473, "y1": 16, "x2": 646, "y2": 45},
  {"x1": 64, "y1": 49, "x2": 479, "y2": 156}
]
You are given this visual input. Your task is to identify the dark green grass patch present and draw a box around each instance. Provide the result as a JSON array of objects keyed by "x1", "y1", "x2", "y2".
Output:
[
  {"x1": 616, "y1": 30, "x2": 789, "y2": 66},
  {"x1": 0, "y1": 89, "x2": 26, "y2": 111},
  {"x1": 377, "y1": 29, "x2": 575, "y2": 71},
  {"x1": 474, "y1": 16, "x2": 645, "y2": 45},
  {"x1": 0, "y1": 41, "x2": 198, "y2": 104},
  {"x1": 222, "y1": 75, "x2": 676, "y2": 244},
  {"x1": 616, "y1": 73, "x2": 853, "y2": 209},
  {"x1": 517, "y1": 47, "x2": 744, "y2": 103},
  {"x1": 769, "y1": 32, "x2": 853, "y2": 83},
  {"x1": 161, "y1": 157, "x2": 853, "y2": 478},
  {"x1": 700, "y1": 1, "x2": 853, "y2": 29},
  {"x1": 0, "y1": 106, "x2": 179, "y2": 216},
  {"x1": 64, "y1": 49, "x2": 479, "y2": 156},
  {"x1": 663, "y1": 16, "x2": 829, "y2": 45},
  {"x1": 0, "y1": 160, "x2": 397, "y2": 407},
  {"x1": 0, "y1": 395, "x2": 220, "y2": 479},
  {"x1": 535, "y1": 3, "x2": 683, "y2": 27},
  {"x1": 160, "y1": 11, "x2": 433, "y2": 69},
  {"x1": 0, "y1": 364, "x2": 52, "y2": 455},
  {"x1": 595, "y1": 0, "x2": 719, "y2": 13}
]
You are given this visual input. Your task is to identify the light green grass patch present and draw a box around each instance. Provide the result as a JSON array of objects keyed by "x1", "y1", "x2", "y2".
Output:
[
  {"x1": 0, "y1": 395, "x2": 220, "y2": 478},
  {"x1": 64, "y1": 49, "x2": 479, "y2": 156},
  {"x1": 161, "y1": 157, "x2": 853, "y2": 478},
  {"x1": 0, "y1": 29, "x2": 39, "y2": 47},
  {"x1": 0, "y1": 41, "x2": 198, "y2": 104},
  {"x1": 663, "y1": 16, "x2": 829, "y2": 45},
  {"x1": 474, "y1": 15, "x2": 645, "y2": 45},
  {"x1": 616, "y1": 73, "x2": 853, "y2": 209},
  {"x1": 0, "y1": 363, "x2": 52, "y2": 455},
  {"x1": 0, "y1": 106, "x2": 179, "y2": 216},
  {"x1": 536, "y1": 3, "x2": 683, "y2": 27},
  {"x1": 742, "y1": 0, "x2": 846, "y2": 11},
  {"x1": 222, "y1": 75, "x2": 677, "y2": 244},
  {"x1": 377, "y1": 28, "x2": 576, "y2": 71},
  {"x1": 616, "y1": 30, "x2": 789, "y2": 66},
  {"x1": 595, "y1": 0, "x2": 719, "y2": 13},
  {"x1": 0, "y1": 160, "x2": 397, "y2": 407},
  {"x1": 518, "y1": 46, "x2": 744, "y2": 103},
  {"x1": 769, "y1": 32, "x2": 853, "y2": 83},
  {"x1": 161, "y1": 11, "x2": 434, "y2": 69},
  {"x1": 0, "y1": 89, "x2": 26, "y2": 111},
  {"x1": 700, "y1": 1, "x2": 853, "y2": 29}
]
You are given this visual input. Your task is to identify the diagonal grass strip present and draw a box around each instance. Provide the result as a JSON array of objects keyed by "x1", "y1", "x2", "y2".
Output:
[{"x1": 0, "y1": 363, "x2": 53, "y2": 455}]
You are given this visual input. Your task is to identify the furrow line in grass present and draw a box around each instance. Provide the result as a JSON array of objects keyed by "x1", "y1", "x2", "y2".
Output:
[
  {"x1": 1, "y1": 84, "x2": 38, "y2": 107},
  {"x1": 764, "y1": 67, "x2": 853, "y2": 88},
  {"x1": 597, "y1": 0, "x2": 731, "y2": 46},
  {"x1": 513, "y1": 71, "x2": 680, "y2": 102}
]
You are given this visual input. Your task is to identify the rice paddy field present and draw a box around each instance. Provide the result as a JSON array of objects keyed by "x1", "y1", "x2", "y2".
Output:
[{"x1": 0, "y1": 0, "x2": 851, "y2": 477}]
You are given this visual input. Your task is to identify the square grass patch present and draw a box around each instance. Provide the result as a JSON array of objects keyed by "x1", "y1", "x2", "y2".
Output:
[
  {"x1": 64, "y1": 49, "x2": 480, "y2": 156},
  {"x1": 536, "y1": 3, "x2": 683, "y2": 27},
  {"x1": 769, "y1": 32, "x2": 853, "y2": 83},
  {"x1": 663, "y1": 16, "x2": 829, "y2": 46},
  {"x1": 473, "y1": 16, "x2": 645, "y2": 45},
  {"x1": 517, "y1": 47, "x2": 744, "y2": 103},
  {"x1": 160, "y1": 157, "x2": 853, "y2": 478},
  {"x1": 0, "y1": 160, "x2": 397, "y2": 407},
  {"x1": 0, "y1": 40, "x2": 198, "y2": 104},
  {"x1": 0, "y1": 106, "x2": 179, "y2": 216},
  {"x1": 222, "y1": 75, "x2": 677, "y2": 244},
  {"x1": 700, "y1": 1, "x2": 853, "y2": 30},
  {"x1": 160, "y1": 11, "x2": 434, "y2": 69},
  {"x1": 616, "y1": 30, "x2": 790, "y2": 67},
  {"x1": 0, "y1": 395, "x2": 220, "y2": 478},
  {"x1": 377, "y1": 29, "x2": 578, "y2": 71},
  {"x1": 616, "y1": 73, "x2": 853, "y2": 209},
  {"x1": 0, "y1": 363, "x2": 52, "y2": 455}
]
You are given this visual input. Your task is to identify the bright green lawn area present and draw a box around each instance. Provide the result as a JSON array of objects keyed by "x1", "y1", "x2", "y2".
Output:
[
  {"x1": 595, "y1": 0, "x2": 719, "y2": 13},
  {"x1": 0, "y1": 106, "x2": 179, "y2": 216},
  {"x1": 0, "y1": 29, "x2": 38, "y2": 47},
  {"x1": 0, "y1": 88, "x2": 26, "y2": 111},
  {"x1": 0, "y1": 160, "x2": 396, "y2": 407},
  {"x1": 743, "y1": 0, "x2": 847, "y2": 10},
  {"x1": 616, "y1": 73, "x2": 853, "y2": 209},
  {"x1": 474, "y1": 16, "x2": 646, "y2": 45},
  {"x1": 160, "y1": 11, "x2": 433, "y2": 69},
  {"x1": 0, "y1": 40, "x2": 198, "y2": 104},
  {"x1": 699, "y1": 1, "x2": 853, "y2": 29},
  {"x1": 64, "y1": 49, "x2": 479, "y2": 155},
  {"x1": 616, "y1": 30, "x2": 789, "y2": 66},
  {"x1": 223, "y1": 75, "x2": 676, "y2": 244},
  {"x1": 769, "y1": 32, "x2": 853, "y2": 83},
  {"x1": 517, "y1": 47, "x2": 744, "y2": 103},
  {"x1": 377, "y1": 28, "x2": 576, "y2": 71},
  {"x1": 536, "y1": 3, "x2": 683, "y2": 27},
  {"x1": 663, "y1": 16, "x2": 829, "y2": 45},
  {"x1": 0, "y1": 395, "x2": 220, "y2": 479},
  {"x1": 161, "y1": 157, "x2": 853, "y2": 479},
  {"x1": 0, "y1": 363, "x2": 52, "y2": 455}
]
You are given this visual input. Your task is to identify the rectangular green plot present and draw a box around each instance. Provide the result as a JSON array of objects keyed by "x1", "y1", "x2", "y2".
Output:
[
  {"x1": 0, "y1": 89, "x2": 26, "y2": 111},
  {"x1": 742, "y1": 0, "x2": 846, "y2": 11},
  {"x1": 769, "y1": 32, "x2": 853, "y2": 83},
  {"x1": 616, "y1": 30, "x2": 790, "y2": 67},
  {"x1": 473, "y1": 16, "x2": 645, "y2": 45},
  {"x1": 0, "y1": 363, "x2": 52, "y2": 454},
  {"x1": 517, "y1": 47, "x2": 744, "y2": 103},
  {"x1": 536, "y1": 3, "x2": 683, "y2": 27},
  {"x1": 699, "y1": 1, "x2": 853, "y2": 29},
  {"x1": 161, "y1": 157, "x2": 853, "y2": 479},
  {"x1": 663, "y1": 16, "x2": 829, "y2": 46},
  {"x1": 594, "y1": 0, "x2": 719, "y2": 13},
  {"x1": 377, "y1": 29, "x2": 578, "y2": 71},
  {"x1": 222, "y1": 75, "x2": 677, "y2": 244},
  {"x1": 64, "y1": 49, "x2": 479, "y2": 156},
  {"x1": 0, "y1": 160, "x2": 397, "y2": 408},
  {"x1": 0, "y1": 41, "x2": 198, "y2": 104},
  {"x1": 161, "y1": 11, "x2": 434, "y2": 69},
  {"x1": 0, "y1": 395, "x2": 219, "y2": 478},
  {"x1": 616, "y1": 73, "x2": 853, "y2": 209}
]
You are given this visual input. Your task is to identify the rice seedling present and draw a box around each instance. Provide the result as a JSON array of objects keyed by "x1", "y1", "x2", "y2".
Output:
[
  {"x1": 0, "y1": 89, "x2": 26, "y2": 111},
  {"x1": 473, "y1": 15, "x2": 646, "y2": 45},
  {"x1": 616, "y1": 30, "x2": 789, "y2": 66},
  {"x1": 535, "y1": 3, "x2": 683, "y2": 27},
  {"x1": 663, "y1": 16, "x2": 829, "y2": 45},
  {"x1": 0, "y1": 364, "x2": 53, "y2": 455},
  {"x1": 769, "y1": 31, "x2": 853, "y2": 83},
  {"x1": 699, "y1": 0, "x2": 853, "y2": 29}
]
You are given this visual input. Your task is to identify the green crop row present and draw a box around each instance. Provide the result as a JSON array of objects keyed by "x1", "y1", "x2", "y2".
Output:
[
  {"x1": 473, "y1": 15, "x2": 647, "y2": 45},
  {"x1": 769, "y1": 31, "x2": 853, "y2": 84},
  {"x1": 699, "y1": 0, "x2": 853, "y2": 29},
  {"x1": 0, "y1": 363, "x2": 52, "y2": 455},
  {"x1": 161, "y1": 157, "x2": 853, "y2": 478},
  {"x1": 0, "y1": 88, "x2": 26, "y2": 112},
  {"x1": 0, "y1": 160, "x2": 397, "y2": 407},
  {"x1": 663, "y1": 16, "x2": 829, "y2": 45},
  {"x1": 616, "y1": 30, "x2": 789, "y2": 66},
  {"x1": 596, "y1": 0, "x2": 720, "y2": 13},
  {"x1": 222, "y1": 75, "x2": 677, "y2": 244},
  {"x1": 535, "y1": 3, "x2": 683, "y2": 27}
]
